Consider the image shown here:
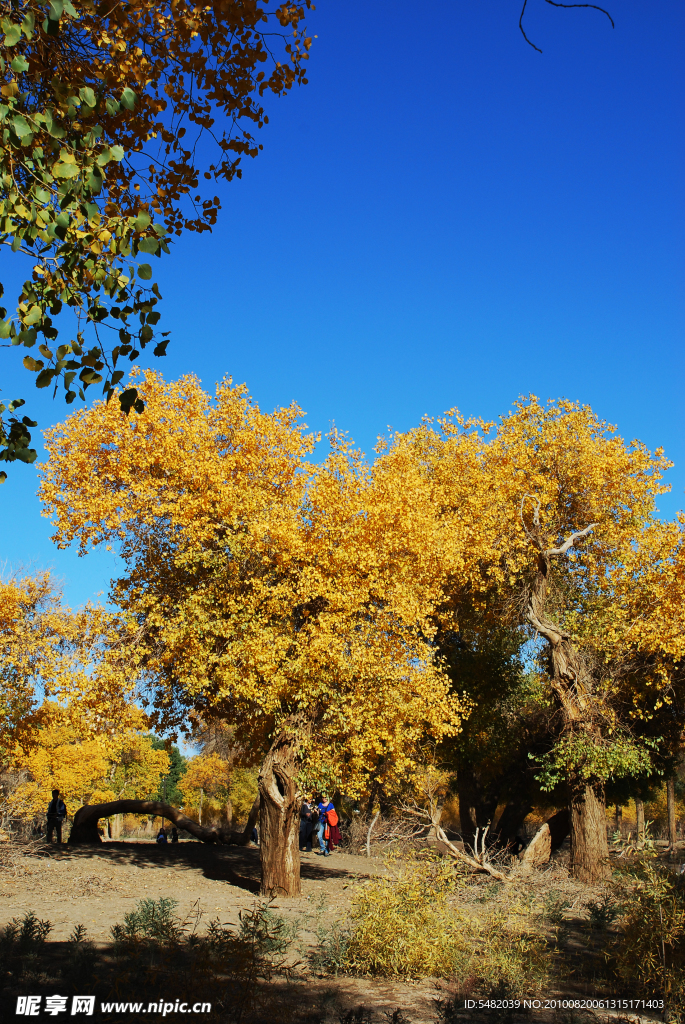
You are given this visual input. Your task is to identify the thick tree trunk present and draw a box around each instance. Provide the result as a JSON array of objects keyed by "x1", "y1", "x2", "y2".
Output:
[
  {"x1": 635, "y1": 796, "x2": 645, "y2": 848},
  {"x1": 69, "y1": 800, "x2": 255, "y2": 846},
  {"x1": 523, "y1": 518, "x2": 611, "y2": 883},
  {"x1": 494, "y1": 797, "x2": 534, "y2": 851},
  {"x1": 457, "y1": 768, "x2": 499, "y2": 851},
  {"x1": 570, "y1": 781, "x2": 611, "y2": 882},
  {"x1": 258, "y1": 718, "x2": 303, "y2": 897},
  {"x1": 667, "y1": 777, "x2": 677, "y2": 852}
]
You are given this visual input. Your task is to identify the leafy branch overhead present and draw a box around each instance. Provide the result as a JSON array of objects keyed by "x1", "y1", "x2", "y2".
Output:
[{"x1": 0, "y1": 0, "x2": 314, "y2": 473}]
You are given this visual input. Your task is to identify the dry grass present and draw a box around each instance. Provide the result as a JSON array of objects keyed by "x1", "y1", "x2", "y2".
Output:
[{"x1": 333, "y1": 854, "x2": 554, "y2": 993}]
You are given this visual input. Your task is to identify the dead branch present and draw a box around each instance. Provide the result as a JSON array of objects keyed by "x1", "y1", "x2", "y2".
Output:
[
  {"x1": 366, "y1": 811, "x2": 379, "y2": 859},
  {"x1": 520, "y1": 0, "x2": 614, "y2": 54},
  {"x1": 402, "y1": 804, "x2": 509, "y2": 882},
  {"x1": 545, "y1": 523, "x2": 597, "y2": 557}
]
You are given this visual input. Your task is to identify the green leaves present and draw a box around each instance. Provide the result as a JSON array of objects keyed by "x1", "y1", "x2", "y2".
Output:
[
  {"x1": 11, "y1": 115, "x2": 30, "y2": 138},
  {"x1": 1, "y1": 20, "x2": 21, "y2": 47},
  {"x1": 137, "y1": 237, "x2": 159, "y2": 254},
  {"x1": 120, "y1": 88, "x2": 137, "y2": 111},
  {"x1": 52, "y1": 160, "x2": 80, "y2": 178},
  {"x1": 137, "y1": 264, "x2": 152, "y2": 280}
]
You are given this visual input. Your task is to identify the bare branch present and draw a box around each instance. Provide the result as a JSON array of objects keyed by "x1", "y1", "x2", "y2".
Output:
[
  {"x1": 545, "y1": 523, "x2": 596, "y2": 558},
  {"x1": 521, "y1": 0, "x2": 614, "y2": 54},
  {"x1": 544, "y1": 1, "x2": 614, "y2": 30},
  {"x1": 519, "y1": 0, "x2": 543, "y2": 52}
]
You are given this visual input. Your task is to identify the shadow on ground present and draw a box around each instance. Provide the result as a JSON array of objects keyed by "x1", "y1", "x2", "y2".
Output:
[{"x1": 37, "y1": 841, "x2": 368, "y2": 895}]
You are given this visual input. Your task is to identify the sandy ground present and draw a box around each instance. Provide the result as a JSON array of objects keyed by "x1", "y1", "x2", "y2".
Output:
[
  {"x1": 0, "y1": 839, "x2": 670, "y2": 1024},
  {"x1": 0, "y1": 839, "x2": 379, "y2": 940}
]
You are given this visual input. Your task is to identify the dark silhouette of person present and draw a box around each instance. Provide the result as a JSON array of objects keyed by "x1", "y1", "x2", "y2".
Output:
[{"x1": 46, "y1": 789, "x2": 67, "y2": 844}]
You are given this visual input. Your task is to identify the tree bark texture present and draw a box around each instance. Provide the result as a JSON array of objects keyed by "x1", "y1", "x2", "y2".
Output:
[
  {"x1": 518, "y1": 808, "x2": 569, "y2": 873},
  {"x1": 523, "y1": 518, "x2": 611, "y2": 882},
  {"x1": 69, "y1": 800, "x2": 256, "y2": 846},
  {"x1": 570, "y1": 782, "x2": 610, "y2": 882},
  {"x1": 635, "y1": 797, "x2": 645, "y2": 848},
  {"x1": 667, "y1": 777, "x2": 677, "y2": 851},
  {"x1": 258, "y1": 718, "x2": 302, "y2": 897}
]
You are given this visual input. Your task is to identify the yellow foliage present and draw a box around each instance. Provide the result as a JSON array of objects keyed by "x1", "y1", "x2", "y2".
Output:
[
  {"x1": 38, "y1": 382, "x2": 683, "y2": 801},
  {"x1": 342, "y1": 857, "x2": 551, "y2": 987},
  {"x1": 10, "y1": 713, "x2": 170, "y2": 817},
  {"x1": 0, "y1": 571, "x2": 139, "y2": 761},
  {"x1": 40, "y1": 371, "x2": 468, "y2": 795}
]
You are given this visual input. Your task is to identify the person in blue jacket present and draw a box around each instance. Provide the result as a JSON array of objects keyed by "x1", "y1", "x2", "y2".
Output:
[{"x1": 316, "y1": 794, "x2": 335, "y2": 856}]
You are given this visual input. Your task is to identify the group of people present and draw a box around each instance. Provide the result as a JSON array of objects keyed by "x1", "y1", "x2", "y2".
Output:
[
  {"x1": 156, "y1": 827, "x2": 180, "y2": 844},
  {"x1": 299, "y1": 794, "x2": 342, "y2": 856}
]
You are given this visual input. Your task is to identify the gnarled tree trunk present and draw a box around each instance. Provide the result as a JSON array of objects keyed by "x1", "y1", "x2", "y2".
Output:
[
  {"x1": 523, "y1": 510, "x2": 611, "y2": 882},
  {"x1": 258, "y1": 717, "x2": 303, "y2": 897},
  {"x1": 69, "y1": 800, "x2": 256, "y2": 846},
  {"x1": 570, "y1": 781, "x2": 609, "y2": 881}
]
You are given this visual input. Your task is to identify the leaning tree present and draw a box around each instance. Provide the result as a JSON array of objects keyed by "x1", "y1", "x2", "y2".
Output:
[
  {"x1": 40, "y1": 369, "x2": 467, "y2": 895},
  {"x1": 376, "y1": 398, "x2": 681, "y2": 882}
]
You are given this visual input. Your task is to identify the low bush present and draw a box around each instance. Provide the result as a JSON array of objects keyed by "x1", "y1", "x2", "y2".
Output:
[
  {"x1": 338, "y1": 855, "x2": 552, "y2": 992},
  {"x1": 610, "y1": 860, "x2": 685, "y2": 1018}
]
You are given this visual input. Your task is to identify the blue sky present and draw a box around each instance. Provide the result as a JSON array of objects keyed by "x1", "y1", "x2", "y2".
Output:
[{"x1": 2, "y1": 0, "x2": 683, "y2": 610}]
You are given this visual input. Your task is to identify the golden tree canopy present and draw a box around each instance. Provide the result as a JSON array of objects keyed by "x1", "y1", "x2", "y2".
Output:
[
  {"x1": 0, "y1": 570, "x2": 140, "y2": 760},
  {"x1": 40, "y1": 370, "x2": 468, "y2": 795}
]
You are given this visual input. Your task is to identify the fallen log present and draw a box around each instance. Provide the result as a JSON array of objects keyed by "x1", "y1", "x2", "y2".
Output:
[{"x1": 69, "y1": 797, "x2": 260, "y2": 847}]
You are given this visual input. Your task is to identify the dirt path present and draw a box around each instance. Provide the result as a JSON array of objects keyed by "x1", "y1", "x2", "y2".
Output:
[
  {"x1": 0, "y1": 839, "x2": 385, "y2": 941},
  {"x1": 0, "y1": 840, "x2": 667, "y2": 1024}
]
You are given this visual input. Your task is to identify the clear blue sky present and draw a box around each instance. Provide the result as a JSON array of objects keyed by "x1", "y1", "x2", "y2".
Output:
[{"x1": 2, "y1": 0, "x2": 683, "y2": 609}]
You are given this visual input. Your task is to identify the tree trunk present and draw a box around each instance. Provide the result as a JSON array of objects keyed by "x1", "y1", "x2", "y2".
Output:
[
  {"x1": 258, "y1": 718, "x2": 303, "y2": 897},
  {"x1": 667, "y1": 777, "x2": 676, "y2": 852},
  {"x1": 494, "y1": 797, "x2": 534, "y2": 851},
  {"x1": 69, "y1": 800, "x2": 256, "y2": 846},
  {"x1": 457, "y1": 768, "x2": 499, "y2": 852},
  {"x1": 225, "y1": 797, "x2": 233, "y2": 827},
  {"x1": 518, "y1": 809, "x2": 569, "y2": 872},
  {"x1": 635, "y1": 796, "x2": 645, "y2": 848},
  {"x1": 523, "y1": 518, "x2": 611, "y2": 883},
  {"x1": 614, "y1": 804, "x2": 622, "y2": 834},
  {"x1": 570, "y1": 781, "x2": 611, "y2": 882}
]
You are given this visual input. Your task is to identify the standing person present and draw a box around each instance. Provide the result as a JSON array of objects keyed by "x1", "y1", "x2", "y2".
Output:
[
  {"x1": 46, "y1": 789, "x2": 67, "y2": 844},
  {"x1": 327, "y1": 809, "x2": 342, "y2": 854},
  {"x1": 300, "y1": 796, "x2": 314, "y2": 852},
  {"x1": 170, "y1": 827, "x2": 179, "y2": 844},
  {"x1": 316, "y1": 794, "x2": 335, "y2": 857}
]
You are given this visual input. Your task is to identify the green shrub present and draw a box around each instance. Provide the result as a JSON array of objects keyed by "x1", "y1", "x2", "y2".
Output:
[{"x1": 610, "y1": 861, "x2": 685, "y2": 1016}]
